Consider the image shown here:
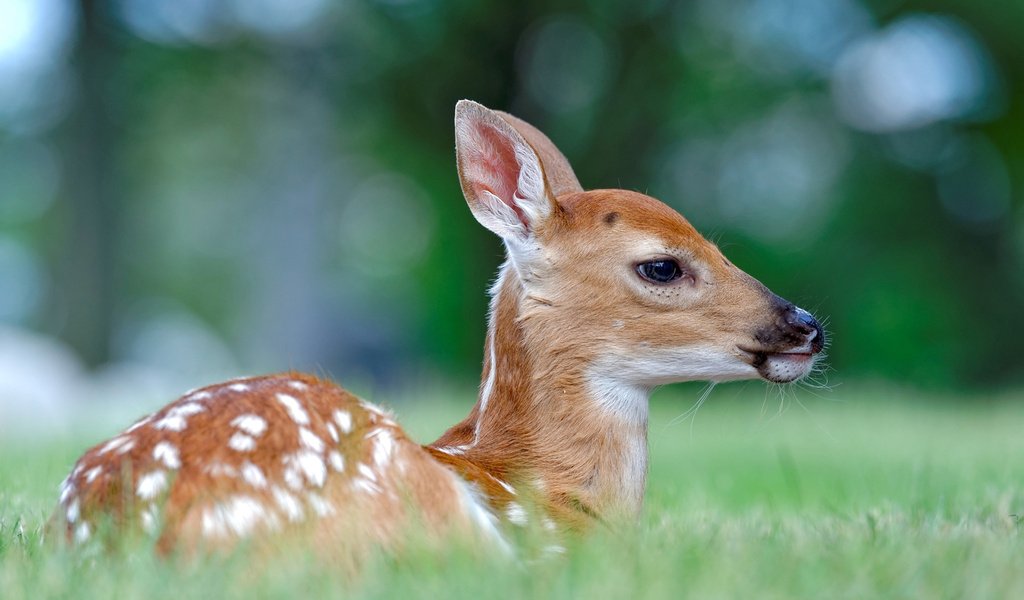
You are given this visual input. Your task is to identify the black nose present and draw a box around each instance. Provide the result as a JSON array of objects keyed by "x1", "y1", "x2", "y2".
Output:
[{"x1": 783, "y1": 305, "x2": 825, "y2": 353}]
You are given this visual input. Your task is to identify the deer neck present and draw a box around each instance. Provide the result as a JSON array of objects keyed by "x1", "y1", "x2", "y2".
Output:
[{"x1": 430, "y1": 261, "x2": 650, "y2": 524}]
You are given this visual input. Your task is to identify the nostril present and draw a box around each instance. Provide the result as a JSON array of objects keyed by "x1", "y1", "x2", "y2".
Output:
[{"x1": 784, "y1": 306, "x2": 817, "y2": 335}]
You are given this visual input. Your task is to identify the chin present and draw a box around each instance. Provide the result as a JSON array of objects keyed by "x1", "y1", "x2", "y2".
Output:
[{"x1": 756, "y1": 352, "x2": 818, "y2": 383}]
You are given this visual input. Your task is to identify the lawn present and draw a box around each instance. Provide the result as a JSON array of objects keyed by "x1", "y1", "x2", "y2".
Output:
[{"x1": 2, "y1": 382, "x2": 1023, "y2": 599}]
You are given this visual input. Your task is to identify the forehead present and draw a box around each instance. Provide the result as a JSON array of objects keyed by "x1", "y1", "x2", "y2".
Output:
[{"x1": 556, "y1": 189, "x2": 715, "y2": 255}]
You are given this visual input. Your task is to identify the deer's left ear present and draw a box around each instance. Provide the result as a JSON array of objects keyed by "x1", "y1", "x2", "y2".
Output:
[{"x1": 455, "y1": 100, "x2": 557, "y2": 245}]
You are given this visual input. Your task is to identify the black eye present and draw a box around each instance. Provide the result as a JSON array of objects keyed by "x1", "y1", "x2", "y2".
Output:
[{"x1": 637, "y1": 260, "x2": 685, "y2": 284}]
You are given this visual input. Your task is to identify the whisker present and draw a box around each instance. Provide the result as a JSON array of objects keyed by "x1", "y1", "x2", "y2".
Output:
[{"x1": 663, "y1": 382, "x2": 718, "y2": 437}]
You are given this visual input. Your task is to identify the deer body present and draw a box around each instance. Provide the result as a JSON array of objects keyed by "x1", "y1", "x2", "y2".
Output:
[{"x1": 53, "y1": 101, "x2": 825, "y2": 562}]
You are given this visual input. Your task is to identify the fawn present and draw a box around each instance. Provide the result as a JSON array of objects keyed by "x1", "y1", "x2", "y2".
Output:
[{"x1": 52, "y1": 100, "x2": 824, "y2": 564}]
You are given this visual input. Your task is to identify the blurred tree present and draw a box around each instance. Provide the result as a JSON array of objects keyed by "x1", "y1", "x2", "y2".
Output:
[{"x1": 49, "y1": 0, "x2": 121, "y2": 366}]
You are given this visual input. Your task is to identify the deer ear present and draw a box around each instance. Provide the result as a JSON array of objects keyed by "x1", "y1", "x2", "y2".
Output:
[{"x1": 455, "y1": 100, "x2": 557, "y2": 244}]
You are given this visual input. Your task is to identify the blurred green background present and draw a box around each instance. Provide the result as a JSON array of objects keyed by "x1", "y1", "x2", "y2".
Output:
[{"x1": 0, "y1": 0, "x2": 1022, "y2": 431}]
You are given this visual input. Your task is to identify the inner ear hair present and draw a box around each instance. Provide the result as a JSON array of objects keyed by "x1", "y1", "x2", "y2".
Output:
[{"x1": 494, "y1": 110, "x2": 583, "y2": 199}]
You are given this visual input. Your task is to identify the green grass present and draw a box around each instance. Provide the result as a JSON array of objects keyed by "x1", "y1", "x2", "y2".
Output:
[{"x1": 2, "y1": 383, "x2": 1024, "y2": 598}]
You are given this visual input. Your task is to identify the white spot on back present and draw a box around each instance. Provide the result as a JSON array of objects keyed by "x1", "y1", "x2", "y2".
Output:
[
  {"x1": 352, "y1": 477, "x2": 381, "y2": 495},
  {"x1": 231, "y1": 414, "x2": 267, "y2": 436},
  {"x1": 154, "y1": 415, "x2": 187, "y2": 432},
  {"x1": 228, "y1": 432, "x2": 256, "y2": 452},
  {"x1": 126, "y1": 416, "x2": 153, "y2": 434},
  {"x1": 202, "y1": 495, "x2": 274, "y2": 538},
  {"x1": 84, "y1": 466, "x2": 103, "y2": 484},
  {"x1": 368, "y1": 428, "x2": 396, "y2": 467},
  {"x1": 271, "y1": 486, "x2": 304, "y2": 522},
  {"x1": 141, "y1": 504, "x2": 159, "y2": 534},
  {"x1": 434, "y1": 446, "x2": 465, "y2": 456},
  {"x1": 137, "y1": 471, "x2": 168, "y2": 500},
  {"x1": 505, "y1": 501, "x2": 528, "y2": 526},
  {"x1": 283, "y1": 466, "x2": 303, "y2": 491},
  {"x1": 276, "y1": 393, "x2": 309, "y2": 425},
  {"x1": 59, "y1": 478, "x2": 75, "y2": 504},
  {"x1": 187, "y1": 390, "x2": 213, "y2": 401},
  {"x1": 307, "y1": 492, "x2": 334, "y2": 517},
  {"x1": 357, "y1": 463, "x2": 377, "y2": 482},
  {"x1": 284, "y1": 451, "x2": 326, "y2": 488},
  {"x1": 299, "y1": 427, "x2": 324, "y2": 453},
  {"x1": 491, "y1": 476, "x2": 516, "y2": 496},
  {"x1": 240, "y1": 462, "x2": 267, "y2": 488},
  {"x1": 168, "y1": 402, "x2": 204, "y2": 418},
  {"x1": 228, "y1": 383, "x2": 250, "y2": 393},
  {"x1": 205, "y1": 462, "x2": 238, "y2": 478},
  {"x1": 326, "y1": 423, "x2": 339, "y2": 442},
  {"x1": 454, "y1": 479, "x2": 511, "y2": 555},
  {"x1": 333, "y1": 409, "x2": 352, "y2": 434},
  {"x1": 287, "y1": 380, "x2": 309, "y2": 391},
  {"x1": 98, "y1": 436, "x2": 131, "y2": 455},
  {"x1": 74, "y1": 522, "x2": 91, "y2": 543},
  {"x1": 328, "y1": 451, "x2": 345, "y2": 472},
  {"x1": 66, "y1": 498, "x2": 80, "y2": 523},
  {"x1": 152, "y1": 442, "x2": 181, "y2": 469}
]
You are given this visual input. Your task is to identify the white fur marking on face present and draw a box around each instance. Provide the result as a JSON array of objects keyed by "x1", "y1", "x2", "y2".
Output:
[
  {"x1": 152, "y1": 442, "x2": 181, "y2": 469},
  {"x1": 328, "y1": 451, "x2": 345, "y2": 472},
  {"x1": 84, "y1": 466, "x2": 102, "y2": 484},
  {"x1": 333, "y1": 409, "x2": 352, "y2": 434},
  {"x1": 240, "y1": 462, "x2": 267, "y2": 488},
  {"x1": 231, "y1": 414, "x2": 267, "y2": 436},
  {"x1": 299, "y1": 427, "x2": 325, "y2": 453},
  {"x1": 284, "y1": 452, "x2": 326, "y2": 488},
  {"x1": 137, "y1": 471, "x2": 168, "y2": 500},
  {"x1": 228, "y1": 432, "x2": 256, "y2": 452},
  {"x1": 74, "y1": 522, "x2": 91, "y2": 543},
  {"x1": 595, "y1": 345, "x2": 757, "y2": 388},
  {"x1": 272, "y1": 486, "x2": 304, "y2": 522},
  {"x1": 276, "y1": 393, "x2": 309, "y2": 425}
]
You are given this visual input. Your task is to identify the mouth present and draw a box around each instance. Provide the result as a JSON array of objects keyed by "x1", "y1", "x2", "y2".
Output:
[{"x1": 738, "y1": 347, "x2": 819, "y2": 383}]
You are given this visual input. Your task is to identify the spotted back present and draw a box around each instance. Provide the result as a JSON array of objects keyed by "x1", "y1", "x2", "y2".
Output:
[{"x1": 52, "y1": 373, "x2": 492, "y2": 559}]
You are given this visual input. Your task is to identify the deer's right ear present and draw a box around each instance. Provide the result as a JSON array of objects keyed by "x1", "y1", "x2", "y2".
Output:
[{"x1": 455, "y1": 100, "x2": 557, "y2": 244}]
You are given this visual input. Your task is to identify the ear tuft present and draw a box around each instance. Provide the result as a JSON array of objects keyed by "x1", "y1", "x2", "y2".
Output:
[{"x1": 455, "y1": 100, "x2": 554, "y2": 243}]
